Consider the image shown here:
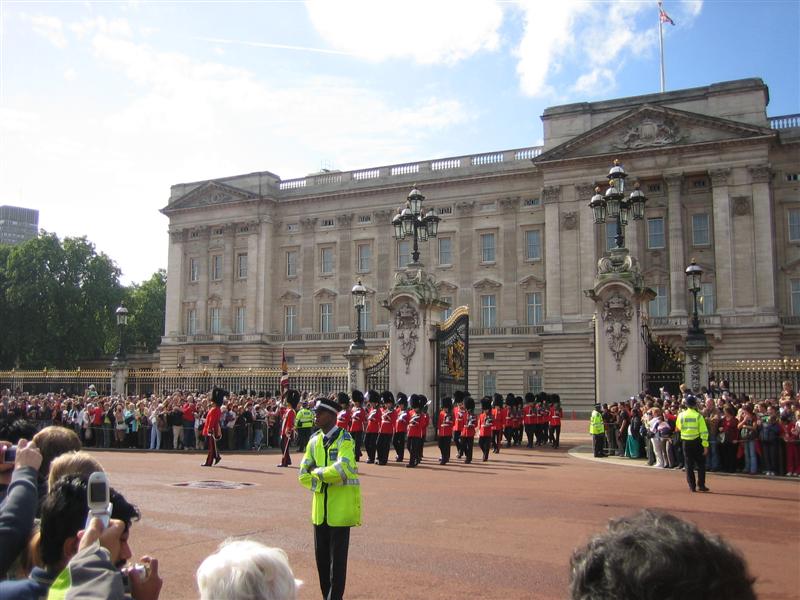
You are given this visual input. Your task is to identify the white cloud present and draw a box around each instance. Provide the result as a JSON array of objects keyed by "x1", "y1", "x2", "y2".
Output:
[
  {"x1": 24, "y1": 14, "x2": 68, "y2": 48},
  {"x1": 70, "y1": 16, "x2": 133, "y2": 40},
  {"x1": 305, "y1": 0, "x2": 503, "y2": 65},
  {"x1": 64, "y1": 68, "x2": 77, "y2": 81},
  {"x1": 571, "y1": 68, "x2": 613, "y2": 96}
]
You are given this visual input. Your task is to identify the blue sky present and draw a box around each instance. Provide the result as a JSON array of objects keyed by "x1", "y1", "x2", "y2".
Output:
[{"x1": 1, "y1": 0, "x2": 798, "y2": 284}]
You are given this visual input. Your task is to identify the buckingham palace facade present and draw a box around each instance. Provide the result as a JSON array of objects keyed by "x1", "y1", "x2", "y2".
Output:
[{"x1": 159, "y1": 78, "x2": 800, "y2": 408}]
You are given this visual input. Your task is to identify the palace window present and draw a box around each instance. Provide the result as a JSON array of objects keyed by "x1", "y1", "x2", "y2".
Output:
[
  {"x1": 441, "y1": 296, "x2": 453, "y2": 321},
  {"x1": 237, "y1": 253, "x2": 248, "y2": 279},
  {"x1": 397, "y1": 240, "x2": 410, "y2": 268},
  {"x1": 527, "y1": 371, "x2": 543, "y2": 395},
  {"x1": 480, "y1": 232, "x2": 496, "y2": 262},
  {"x1": 526, "y1": 292, "x2": 544, "y2": 326},
  {"x1": 234, "y1": 306, "x2": 246, "y2": 334},
  {"x1": 649, "y1": 284, "x2": 668, "y2": 317},
  {"x1": 285, "y1": 305, "x2": 297, "y2": 335},
  {"x1": 692, "y1": 213, "x2": 710, "y2": 246},
  {"x1": 605, "y1": 221, "x2": 617, "y2": 251},
  {"x1": 525, "y1": 230, "x2": 541, "y2": 260},
  {"x1": 320, "y1": 303, "x2": 333, "y2": 333},
  {"x1": 698, "y1": 283, "x2": 715, "y2": 316},
  {"x1": 186, "y1": 309, "x2": 197, "y2": 335},
  {"x1": 438, "y1": 237, "x2": 452, "y2": 265},
  {"x1": 286, "y1": 250, "x2": 297, "y2": 277},
  {"x1": 647, "y1": 217, "x2": 665, "y2": 249},
  {"x1": 789, "y1": 209, "x2": 800, "y2": 242},
  {"x1": 792, "y1": 280, "x2": 800, "y2": 316},
  {"x1": 359, "y1": 300, "x2": 371, "y2": 331},
  {"x1": 481, "y1": 372, "x2": 496, "y2": 397},
  {"x1": 481, "y1": 294, "x2": 497, "y2": 328},
  {"x1": 210, "y1": 255, "x2": 223, "y2": 280},
  {"x1": 209, "y1": 308, "x2": 221, "y2": 334},
  {"x1": 357, "y1": 243, "x2": 371, "y2": 273},
  {"x1": 320, "y1": 247, "x2": 334, "y2": 274},
  {"x1": 189, "y1": 258, "x2": 199, "y2": 282}
]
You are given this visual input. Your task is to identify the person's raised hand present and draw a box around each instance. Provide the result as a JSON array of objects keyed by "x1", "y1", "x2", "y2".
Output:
[
  {"x1": 129, "y1": 556, "x2": 162, "y2": 600},
  {"x1": 14, "y1": 439, "x2": 43, "y2": 472}
]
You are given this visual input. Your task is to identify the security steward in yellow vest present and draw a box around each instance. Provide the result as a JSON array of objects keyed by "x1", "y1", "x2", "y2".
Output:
[
  {"x1": 590, "y1": 404, "x2": 605, "y2": 457},
  {"x1": 675, "y1": 394, "x2": 710, "y2": 493},
  {"x1": 295, "y1": 402, "x2": 315, "y2": 451},
  {"x1": 299, "y1": 397, "x2": 361, "y2": 600}
]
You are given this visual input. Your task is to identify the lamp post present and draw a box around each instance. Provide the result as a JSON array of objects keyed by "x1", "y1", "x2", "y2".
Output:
[
  {"x1": 392, "y1": 186, "x2": 441, "y2": 266},
  {"x1": 588, "y1": 159, "x2": 647, "y2": 250},
  {"x1": 685, "y1": 258, "x2": 705, "y2": 339},
  {"x1": 351, "y1": 279, "x2": 367, "y2": 350},
  {"x1": 114, "y1": 304, "x2": 129, "y2": 362}
]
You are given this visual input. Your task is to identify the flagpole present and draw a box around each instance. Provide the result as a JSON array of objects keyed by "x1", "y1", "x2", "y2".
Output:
[{"x1": 658, "y1": 2, "x2": 666, "y2": 93}]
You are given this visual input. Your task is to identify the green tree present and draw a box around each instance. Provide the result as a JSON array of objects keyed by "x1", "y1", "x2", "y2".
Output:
[{"x1": 125, "y1": 269, "x2": 166, "y2": 353}]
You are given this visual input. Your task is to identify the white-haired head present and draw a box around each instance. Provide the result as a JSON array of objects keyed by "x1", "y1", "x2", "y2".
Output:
[{"x1": 196, "y1": 539, "x2": 300, "y2": 600}]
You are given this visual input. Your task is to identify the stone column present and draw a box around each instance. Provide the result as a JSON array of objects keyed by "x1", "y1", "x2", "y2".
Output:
[
  {"x1": 336, "y1": 214, "x2": 354, "y2": 330},
  {"x1": 665, "y1": 174, "x2": 687, "y2": 316},
  {"x1": 586, "y1": 255, "x2": 654, "y2": 406},
  {"x1": 164, "y1": 230, "x2": 184, "y2": 335},
  {"x1": 246, "y1": 225, "x2": 259, "y2": 332},
  {"x1": 455, "y1": 200, "x2": 476, "y2": 308},
  {"x1": 197, "y1": 228, "x2": 209, "y2": 333},
  {"x1": 543, "y1": 185, "x2": 562, "y2": 330},
  {"x1": 684, "y1": 335, "x2": 713, "y2": 393},
  {"x1": 710, "y1": 168, "x2": 733, "y2": 313},
  {"x1": 300, "y1": 218, "x2": 317, "y2": 331},
  {"x1": 750, "y1": 165, "x2": 776, "y2": 311},
  {"x1": 344, "y1": 346, "x2": 368, "y2": 392},
  {"x1": 500, "y1": 197, "x2": 519, "y2": 325},
  {"x1": 576, "y1": 183, "x2": 597, "y2": 316},
  {"x1": 110, "y1": 362, "x2": 129, "y2": 397},
  {"x1": 222, "y1": 225, "x2": 235, "y2": 332}
]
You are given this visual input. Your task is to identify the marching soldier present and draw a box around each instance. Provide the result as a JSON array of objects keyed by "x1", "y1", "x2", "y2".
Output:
[
  {"x1": 478, "y1": 397, "x2": 494, "y2": 462},
  {"x1": 348, "y1": 390, "x2": 366, "y2": 462},
  {"x1": 406, "y1": 394, "x2": 424, "y2": 468},
  {"x1": 336, "y1": 392, "x2": 352, "y2": 431},
  {"x1": 523, "y1": 393, "x2": 536, "y2": 448},
  {"x1": 364, "y1": 390, "x2": 382, "y2": 464},
  {"x1": 503, "y1": 393, "x2": 516, "y2": 448},
  {"x1": 393, "y1": 393, "x2": 409, "y2": 462},
  {"x1": 452, "y1": 391, "x2": 465, "y2": 459},
  {"x1": 548, "y1": 394, "x2": 563, "y2": 449},
  {"x1": 376, "y1": 391, "x2": 396, "y2": 465},
  {"x1": 277, "y1": 389, "x2": 299, "y2": 467},
  {"x1": 437, "y1": 396, "x2": 454, "y2": 465},
  {"x1": 461, "y1": 396, "x2": 477, "y2": 464},
  {"x1": 491, "y1": 394, "x2": 505, "y2": 453}
]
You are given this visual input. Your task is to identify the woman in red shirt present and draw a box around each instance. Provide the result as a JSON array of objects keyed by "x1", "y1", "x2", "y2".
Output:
[{"x1": 201, "y1": 388, "x2": 225, "y2": 467}]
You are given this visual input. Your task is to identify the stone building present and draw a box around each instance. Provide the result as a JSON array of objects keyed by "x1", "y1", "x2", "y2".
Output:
[
  {"x1": 0, "y1": 205, "x2": 39, "y2": 245},
  {"x1": 160, "y1": 78, "x2": 800, "y2": 409}
]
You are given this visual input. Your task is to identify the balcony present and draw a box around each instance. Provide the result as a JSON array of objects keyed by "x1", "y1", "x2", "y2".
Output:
[
  {"x1": 769, "y1": 114, "x2": 800, "y2": 129},
  {"x1": 469, "y1": 325, "x2": 544, "y2": 337}
]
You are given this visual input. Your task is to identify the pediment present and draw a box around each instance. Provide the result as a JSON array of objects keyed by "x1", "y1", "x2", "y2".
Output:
[
  {"x1": 535, "y1": 105, "x2": 775, "y2": 163},
  {"x1": 163, "y1": 181, "x2": 259, "y2": 213},
  {"x1": 473, "y1": 278, "x2": 502, "y2": 290},
  {"x1": 436, "y1": 280, "x2": 458, "y2": 293},
  {"x1": 519, "y1": 274, "x2": 546, "y2": 288},
  {"x1": 279, "y1": 290, "x2": 301, "y2": 302},
  {"x1": 313, "y1": 287, "x2": 337, "y2": 299}
]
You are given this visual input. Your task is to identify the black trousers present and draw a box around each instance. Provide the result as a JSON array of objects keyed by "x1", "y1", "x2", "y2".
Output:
[
  {"x1": 297, "y1": 428, "x2": 312, "y2": 452},
  {"x1": 479, "y1": 436, "x2": 491, "y2": 461},
  {"x1": 491, "y1": 430, "x2": 501, "y2": 452},
  {"x1": 314, "y1": 523, "x2": 350, "y2": 600},
  {"x1": 683, "y1": 438, "x2": 706, "y2": 490},
  {"x1": 462, "y1": 435, "x2": 474, "y2": 463},
  {"x1": 351, "y1": 430, "x2": 363, "y2": 461},
  {"x1": 503, "y1": 426, "x2": 514, "y2": 447},
  {"x1": 280, "y1": 434, "x2": 292, "y2": 466},
  {"x1": 364, "y1": 432, "x2": 378, "y2": 462},
  {"x1": 525, "y1": 424, "x2": 535, "y2": 448},
  {"x1": 452, "y1": 431, "x2": 462, "y2": 456},
  {"x1": 407, "y1": 436, "x2": 423, "y2": 466},
  {"x1": 550, "y1": 424, "x2": 561, "y2": 448},
  {"x1": 203, "y1": 435, "x2": 220, "y2": 466},
  {"x1": 393, "y1": 432, "x2": 406, "y2": 461},
  {"x1": 592, "y1": 433, "x2": 605, "y2": 457},
  {"x1": 438, "y1": 434, "x2": 452, "y2": 464},
  {"x1": 376, "y1": 433, "x2": 392, "y2": 465},
  {"x1": 514, "y1": 426, "x2": 523, "y2": 445}
]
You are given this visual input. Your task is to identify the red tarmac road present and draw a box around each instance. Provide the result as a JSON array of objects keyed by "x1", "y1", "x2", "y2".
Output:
[{"x1": 91, "y1": 423, "x2": 799, "y2": 599}]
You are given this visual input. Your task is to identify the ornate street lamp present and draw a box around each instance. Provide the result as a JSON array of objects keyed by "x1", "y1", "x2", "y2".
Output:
[
  {"x1": 685, "y1": 258, "x2": 704, "y2": 336},
  {"x1": 587, "y1": 159, "x2": 647, "y2": 250},
  {"x1": 351, "y1": 279, "x2": 367, "y2": 350},
  {"x1": 114, "y1": 304, "x2": 129, "y2": 362},
  {"x1": 392, "y1": 186, "x2": 442, "y2": 265}
]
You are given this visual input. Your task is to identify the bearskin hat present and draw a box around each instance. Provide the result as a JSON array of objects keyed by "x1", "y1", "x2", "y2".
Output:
[
  {"x1": 480, "y1": 397, "x2": 492, "y2": 411},
  {"x1": 505, "y1": 393, "x2": 515, "y2": 406},
  {"x1": 211, "y1": 387, "x2": 227, "y2": 407},
  {"x1": 381, "y1": 390, "x2": 395, "y2": 405},
  {"x1": 396, "y1": 392, "x2": 408, "y2": 406},
  {"x1": 536, "y1": 391, "x2": 548, "y2": 404},
  {"x1": 453, "y1": 390, "x2": 465, "y2": 404},
  {"x1": 492, "y1": 393, "x2": 504, "y2": 408},
  {"x1": 351, "y1": 389, "x2": 365, "y2": 404},
  {"x1": 409, "y1": 394, "x2": 421, "y2": 410},
  {"x1": 550, "y1": 393, "x2": 561, "y2": 405},
  {"x1": 515, "y1": 396, "x2": 523, "y2": 407},
  {"x1": 286, "y1": 389, "x2": 300, "y2": 409},
  {"x1": 464, "y1": 397, "x2": 476, "y2": 411},
  {"x1": 336, "y1": 391, "x2": 350, "y2": 407},
  {"x1": 367, "y1": 389, "x2": 381, "y2": 404},
  {"x1": 419, "y1": 395, "x2": 429, "y2": 412},
  {"x1": 442, "y1": 396, "x2": 453, "y2": 410},
  {"x1": 525, "y1": 392, "x2": 535, "y2": 404}
]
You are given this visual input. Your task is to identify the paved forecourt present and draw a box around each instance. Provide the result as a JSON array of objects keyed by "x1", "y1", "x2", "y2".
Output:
[{"x1": 90, "y1": 427, "x2": 799, "y2": 600}]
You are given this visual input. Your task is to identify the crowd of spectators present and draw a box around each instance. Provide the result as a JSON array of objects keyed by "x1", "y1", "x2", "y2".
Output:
[{"x1": 599, "y1": 380, "x2": 800, "y2": 477}]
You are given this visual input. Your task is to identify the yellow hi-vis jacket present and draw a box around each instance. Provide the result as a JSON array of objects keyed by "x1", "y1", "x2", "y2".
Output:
[
  {"x1": 675, "y1": 407, "x2": 709, "y2": 448},
  {"x1": 590, "y1": 410, "x2": 605, "y2": 435},
  {"x1": 295, "y1": 408, "x2": 314, "y2": 429},
  {"x1": 299, "y1": 428, "x2": 361, "y2": 527}
]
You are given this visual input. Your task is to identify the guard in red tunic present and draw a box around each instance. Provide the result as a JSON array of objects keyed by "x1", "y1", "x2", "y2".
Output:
[
  {"x1": 503, "y1": 393, "x2": 516, "y2": 448},
  {"x1": 277, "y1": 389, "x2": 299, "y2": 467},
  {"x1": 452, "y1": 390, "x2": 465, "y2": 459},
  {"x1": 201, "y1": 387, "x2": 226, "y2": 466},
  {"x1": 548, "y1": 394, "x2": 563, "y2": 449},
  {"x1": 393, "y1": 393, "x2": 409, "y2": 462},
  {"x1": 491, "y1": 394, "x2": 506, "y2": 453},
  {"x1": 364, "y1": 389, "x2": 382, "y2": 464},
  {"x1": 461, "y1": 396, "x2": 477, "y2": 464},
  {"x1": 523, "y1": 393, "x2": 536, "y2": 448},
  {"x1": 406, "y1": 394, "x2": 424, "y2": 468},
  {"x1": 336, "y1": 392, "x2": 352, "y2": 431},
  {"x1": 419, "y1": 396, "x2": 431, "y2": 458},
  {"x1": 478, "y1": 397, "x2": 494, "y2": 462},
  {"x1": 513, "y1": 396, "x2": 524, "y2": 446},
  {"x1": 437, "y1": 396, "x2": 454, "y2": 465},
  {"x1": 376, "y1": 391, "x2": 396, "y2": 465},
  {"x1": 348, "y1": 390, "x2": 366, "y2": 461}
]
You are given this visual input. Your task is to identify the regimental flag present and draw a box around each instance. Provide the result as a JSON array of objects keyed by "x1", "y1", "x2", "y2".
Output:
[
  {"x1": 659, "y1": 2, "x2": 675, "y2": 26},
  {"x1": 280, "y1": 346, "x2": 289, "y2": 398}
]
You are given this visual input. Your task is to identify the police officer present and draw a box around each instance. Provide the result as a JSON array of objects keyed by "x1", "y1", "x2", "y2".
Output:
[
  {"x1": 676, "y1": 394, "x2": 710, "y2": 493},
  {"x1": 298, "y1": 396, "x2": 361, "y2": 600},
  {"x1": 295, "y1": 401, "x2": 315, "y2": 451},
  {"x1": 590, "y1": 403, "x2": 605, "y2": 458}
]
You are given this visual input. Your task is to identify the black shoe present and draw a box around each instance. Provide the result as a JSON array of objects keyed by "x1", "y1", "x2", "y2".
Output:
[
  {"x1": 689, "y1": 487, "x2": 696, "y2": 492},
  {"x1": 482, "y1": 457, "x2": 488, "y2": 462},
  {"x1": 200, "y1": 463, "x2": 211, "y2": 467},
  {"x1": 214, "y1": 456, "x2": 221, "y2": 465},
  {"x1": 366, "y1": 459, "x2": 375, "y2": 464},
  {"x1": 465, "y1": 459, "x2": 471, "y2": 464},
  {"x1": 698, "y1": 486, "x2": 710, "y2": 492},
  {"x1": 276, "y1": 464, "x2": 285, "y2": 468}
]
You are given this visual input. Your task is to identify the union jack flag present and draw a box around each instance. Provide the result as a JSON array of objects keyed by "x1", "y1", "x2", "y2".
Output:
[{"x1": 659, "y1": 2, "x2": 675, "y2": 26}]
